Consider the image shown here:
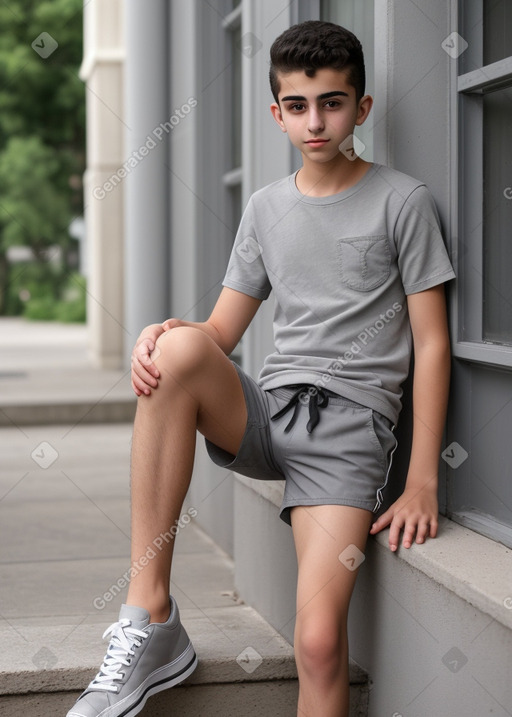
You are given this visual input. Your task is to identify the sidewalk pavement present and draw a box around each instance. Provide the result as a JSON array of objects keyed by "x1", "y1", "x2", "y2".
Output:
[
  {"x1": 0, "y1": 319, "x2": 297, "y2": 707},
  {"x1": 0, "y1": 318, "x2": 135, "y2": 426}
]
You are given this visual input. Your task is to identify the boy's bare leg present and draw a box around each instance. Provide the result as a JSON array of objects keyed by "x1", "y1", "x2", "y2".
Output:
[
  {"x1": 125, "y1": 326, "x2": 247, "y2": 622},
  {"x1": 291, "y1": 504, "x2": 373, "y2": 717}
]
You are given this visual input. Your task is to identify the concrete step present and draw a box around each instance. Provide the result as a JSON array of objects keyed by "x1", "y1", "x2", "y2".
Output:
[
  {"x1": 0, "y1": 603, "x2": 301, "y2": 716},
  {"x1": 0, "y1": 610, "x2": 368, "y2": 716},
  {"x1": 0, "y1": 318, "x2": 136, "y2": 427},
  {"x1": 0, "y1": 367, "x2": 136, "y2": 427}
]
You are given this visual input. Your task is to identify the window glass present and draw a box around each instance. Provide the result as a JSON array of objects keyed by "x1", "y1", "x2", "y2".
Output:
[
  {"x1": 483, "y1": 0, "x2": 512, "y2": 66},
  {"x1": 482, "y1": 86, "x2": 512, "y2": 344}
]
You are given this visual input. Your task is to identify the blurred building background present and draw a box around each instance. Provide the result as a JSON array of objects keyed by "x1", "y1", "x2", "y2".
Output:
[{"x1": 79, "y1": 1, "x2": 512, "y2": 715}]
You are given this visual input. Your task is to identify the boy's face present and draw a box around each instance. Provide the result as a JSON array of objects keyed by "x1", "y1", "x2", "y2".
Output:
[{"x1": 270, "y1": 67, "x2": 372, "y2": 166}]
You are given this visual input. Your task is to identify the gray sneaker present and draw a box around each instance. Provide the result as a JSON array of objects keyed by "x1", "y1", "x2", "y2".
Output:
[{"x1": 66, "y1": 596, "x2": 197, "y2": 717}]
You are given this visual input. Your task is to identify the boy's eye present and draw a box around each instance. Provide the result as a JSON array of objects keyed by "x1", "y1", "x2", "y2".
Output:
[
  {"x1": 325, "y1": 100, "x2": 341, "y2": 109},
  {"x1": 289, "y1": 103, "x2": 306, "y2": 112}
]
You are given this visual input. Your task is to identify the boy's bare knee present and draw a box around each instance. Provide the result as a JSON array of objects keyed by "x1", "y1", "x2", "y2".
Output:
[
  {"x1": 295, "y1": 616, "x2": 346, "y2": 677},
  {"x1": 154, "y1": 326, "x2": 215, "y2": 378}
]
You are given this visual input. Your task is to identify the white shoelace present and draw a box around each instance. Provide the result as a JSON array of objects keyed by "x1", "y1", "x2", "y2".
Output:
[{"x1": 88, "y1": 618, "x2": 148, "y2": 693}]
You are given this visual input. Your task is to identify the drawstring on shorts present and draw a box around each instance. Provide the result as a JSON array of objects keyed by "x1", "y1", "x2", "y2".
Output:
[{"x1": 271, "y1": 385, "x2": 329, "y2": 434}]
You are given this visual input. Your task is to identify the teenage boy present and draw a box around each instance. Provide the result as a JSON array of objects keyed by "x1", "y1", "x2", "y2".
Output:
[{"x1": 67, "y1": 20, "x2": 455, "y2": 717}]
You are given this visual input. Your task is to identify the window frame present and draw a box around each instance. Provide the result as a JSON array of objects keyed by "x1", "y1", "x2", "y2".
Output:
[
  {"x1": 447, "y1": 0, "x2": 512, "y2": 547},
  {"x1": 451, "y1": 0, "x2": 512, "y2": 370}
]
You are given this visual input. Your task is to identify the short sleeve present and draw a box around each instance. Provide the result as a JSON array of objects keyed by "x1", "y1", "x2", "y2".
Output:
[
  {"x1": 222, "y1": 196, "x2": 272, "y2": 300},
  {"x1": 394, "y1": 185, "x2": 455, "y2": 294}
]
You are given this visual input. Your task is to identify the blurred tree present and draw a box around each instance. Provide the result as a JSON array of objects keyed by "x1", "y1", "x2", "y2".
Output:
[{"x1": 0, "y1": 0, "x2": 85, "y2": 315}]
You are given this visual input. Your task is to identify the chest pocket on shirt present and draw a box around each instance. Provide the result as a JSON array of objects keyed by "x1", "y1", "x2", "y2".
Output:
[{"x1": 337, "y1": 235, "x2": 391, "y2": 292}]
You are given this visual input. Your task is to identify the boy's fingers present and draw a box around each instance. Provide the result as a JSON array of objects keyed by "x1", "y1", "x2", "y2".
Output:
[
  {"x1": 137, "y1": 340, "x2": 160, "y2": 376},
  {"x1": 402, "y1": 522, "x2": 417, "y2": 548},
  {"x1": 415, "y1": 521, "x2": 430, "y2": 544},
  {"x1": 370, "y1": 510, "x2": 391, "y2": 533},
  {"x1": 162, "y1": 318, "x2": 179, "y2": 331},
  {"x1": 131, "y1": 377, "x2": 144, "y2": 396},
  {"x1": 131, "y1": 372, "x2": 153, "y2": 395},
  {"x1": 388, "y1": 516, "x2": 405, "y2": 551},
  {"x1": 133, "y1": 343, "x2": 161, "y2": 379},
  {"x1": 132, "y1": 361, "x2": 158, "y2": 388}
]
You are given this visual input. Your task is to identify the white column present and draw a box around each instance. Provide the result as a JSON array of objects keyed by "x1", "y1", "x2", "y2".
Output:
[{"x1": 80, "y1": 0, "x2": 126, "y2": 368}]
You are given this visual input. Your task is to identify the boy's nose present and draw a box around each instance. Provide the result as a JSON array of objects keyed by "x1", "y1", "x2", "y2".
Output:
[{"x1": 307, "y1": 108, "x2": 324, "y2": 133}]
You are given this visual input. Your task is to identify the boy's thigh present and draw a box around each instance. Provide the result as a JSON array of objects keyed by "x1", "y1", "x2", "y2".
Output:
[
  {"x1": 156, "y1": 328, "x2": 248, "y2": 457},
  {"x1": 195, "y1": 358, "x2": 248, "y2": 458},
  {"x1": 291, "y1": 504, "x2": 373, "y2": 618}
]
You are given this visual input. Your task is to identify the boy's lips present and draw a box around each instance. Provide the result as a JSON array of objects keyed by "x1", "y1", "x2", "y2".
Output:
[{"x1": 305, "y1": 138, "x2": 329, "y2": 145}]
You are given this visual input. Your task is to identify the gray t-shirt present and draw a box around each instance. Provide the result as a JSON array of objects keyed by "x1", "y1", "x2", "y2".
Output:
[{"x1": 223, "y1": 163, "x2": 455, "y2": 423}]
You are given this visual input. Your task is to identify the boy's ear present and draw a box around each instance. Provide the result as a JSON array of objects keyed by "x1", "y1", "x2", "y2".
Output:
[
  {"x1": 355, "y1": 94, "x2": 373, "y2": 126},
  {"x1": 270, "y1": 102, "x2": 287, "y2": 132}
]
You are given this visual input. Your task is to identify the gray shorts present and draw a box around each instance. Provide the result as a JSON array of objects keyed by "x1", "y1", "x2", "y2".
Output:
[{"x1": 205, "y1": 363, "x2": 397, "y2": 525}]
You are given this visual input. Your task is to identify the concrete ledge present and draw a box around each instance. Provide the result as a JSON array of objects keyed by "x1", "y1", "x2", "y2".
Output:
[
  {"x1": 372, "y1": 515, "x2": 512, "y2": 630},
  {"x1": 235, "y1": 475, "x2": 512, "y2": 631}
]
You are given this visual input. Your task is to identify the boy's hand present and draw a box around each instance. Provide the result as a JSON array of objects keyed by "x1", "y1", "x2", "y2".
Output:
[
  {"x1": 131, "y1": 320, "x2": 183, "y2": 396},
  {"x1": 369, "y1": 483, "x2": 438, "y2": 552}
]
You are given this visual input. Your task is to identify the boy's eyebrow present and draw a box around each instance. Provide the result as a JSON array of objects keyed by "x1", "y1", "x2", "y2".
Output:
[{"x1": 280, "y1": 90, "x2": 349, "y2": 102}]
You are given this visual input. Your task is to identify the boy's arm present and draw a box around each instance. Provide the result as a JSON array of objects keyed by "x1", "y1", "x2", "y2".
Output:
[
  {"x1": 370, "y1": 284, "x2": 451, "y2": 551},
  {"x1": 131, "y1": 287, "x2": 262, "y2": 396}
]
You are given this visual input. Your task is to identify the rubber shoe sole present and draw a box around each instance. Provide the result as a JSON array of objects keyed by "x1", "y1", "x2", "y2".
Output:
[{"x1": 68, "y1": 643, "x2": 198, "y2": 717}]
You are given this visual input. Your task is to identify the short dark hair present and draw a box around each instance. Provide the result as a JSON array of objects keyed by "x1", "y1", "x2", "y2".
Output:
[{"x1": 269, "y1": 21, "x2": 365, "y2": 103}]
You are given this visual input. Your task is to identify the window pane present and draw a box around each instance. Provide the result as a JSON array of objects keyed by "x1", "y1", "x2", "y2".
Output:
[
  {"x1": 231, "y1": 27, "x2": 242, "y2": 169},
  {"x1": 320, "y1": 0, "x2": 374, "y2": 159},
  {"x1": 484, "y1": 0, "x2": 512, "y2": 66},
  {"x1": 482, "y1": 86, "x2": 512, "y2": 344}
]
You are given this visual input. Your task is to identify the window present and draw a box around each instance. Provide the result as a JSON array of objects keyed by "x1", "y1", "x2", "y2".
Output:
[
  {"x1": 454, "y1": 0, "x2": 512, "y2": 364},
  {"x1": 448, "y1": 0, "x2": 512, "y2": 546}
]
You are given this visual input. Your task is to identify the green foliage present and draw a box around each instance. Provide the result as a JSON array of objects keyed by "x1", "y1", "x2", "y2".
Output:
[
  {"x1": 55, "y1": 272, "x2": 86, "y2": 322},
  {"x1": 0, "y1": 136, "x2": 70, "y2": 254},
  {"x1": 24, "y1": 296, "x2": 59, "y2": 320},
  {"x1": 5, "y1": 260, "x2": 61, "y2": 313},
  {"x1": 12, "y1": 264, "x2": 86, "y2": 322},
  {"x1": 0, "y1": 0, "x2": 85, "y2": 149},
  {"x1": 0, "y1": 0, "x2": 85, "y2": 315}
]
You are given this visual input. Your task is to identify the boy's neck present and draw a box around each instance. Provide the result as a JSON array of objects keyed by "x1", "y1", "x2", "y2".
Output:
[{"x1": 295, "y1": 156, "x2": 372, "y2": 198}]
